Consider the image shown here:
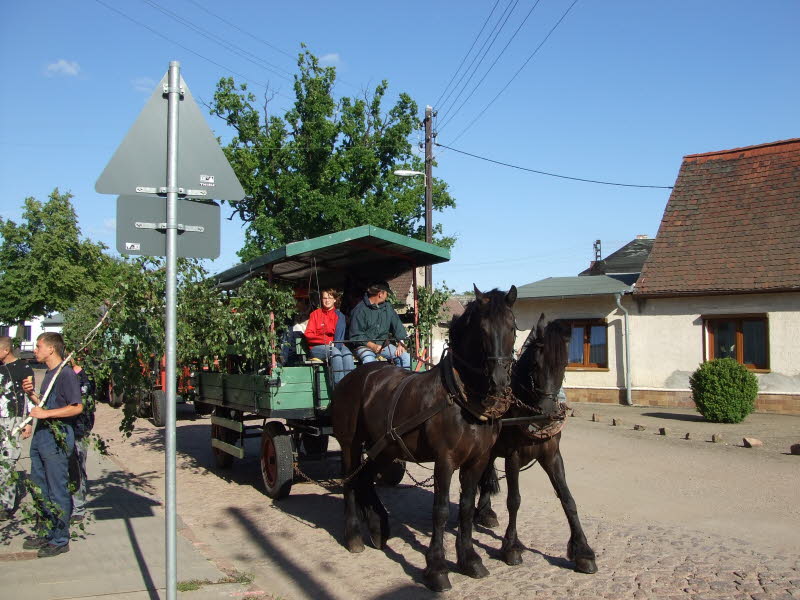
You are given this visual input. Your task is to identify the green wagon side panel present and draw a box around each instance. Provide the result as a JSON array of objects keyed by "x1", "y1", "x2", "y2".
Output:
[
  {"x1": 198, "y1": 366, "x2": 332, "y2": 415},
  {"x1": 271, "y1": 365, "x2": 331, "y2": 411}
]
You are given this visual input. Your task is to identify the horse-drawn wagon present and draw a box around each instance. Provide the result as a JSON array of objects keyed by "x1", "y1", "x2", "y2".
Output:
[{"x1": 195, "y1": 225, "x2": 449, "y2": 499}]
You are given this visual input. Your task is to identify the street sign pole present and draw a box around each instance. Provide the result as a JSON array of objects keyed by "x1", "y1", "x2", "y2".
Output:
[
  {"x1": 164, "y1": 60, "x2": 180, "y2": 600},
  {"x1": 95, "y1": 61, "x2": 244, "y2": 600}
]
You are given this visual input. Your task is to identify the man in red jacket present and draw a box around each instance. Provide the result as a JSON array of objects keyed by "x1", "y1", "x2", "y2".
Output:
[{"x1": 304, "y1": 289, "x2": 354, "y2": 386}]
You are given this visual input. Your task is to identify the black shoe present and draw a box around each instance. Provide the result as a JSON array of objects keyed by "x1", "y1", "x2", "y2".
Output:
[
  {"x1": 38, "y1": 543, "x2": 69, "y2": 558},
  {"x1": 70, "y1": 514, "x2": 85, "y2": 525},
  {"x1": 22, "y1": 537, "x2": 48, "y2": 550}
]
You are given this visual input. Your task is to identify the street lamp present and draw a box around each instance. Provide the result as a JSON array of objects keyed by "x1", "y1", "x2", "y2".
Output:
[{"x1": 394, "y1": 169, "x2": 426, "y2": 180}]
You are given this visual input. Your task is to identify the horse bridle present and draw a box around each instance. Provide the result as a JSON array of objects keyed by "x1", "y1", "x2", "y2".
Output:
[{"x1": 450, "y1": 347, "x2": 514, "y2": 379}]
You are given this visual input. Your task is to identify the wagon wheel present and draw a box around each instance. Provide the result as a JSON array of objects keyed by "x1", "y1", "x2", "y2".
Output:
[
  {"x1": 151, "y1": 390, "x2": 167, "y2": 427},
  {"x1": 376, "y1": 460, "x2": 406, "y2": 487},
  {"x1": 261, "y1": 422, "x2": 294, "y2": 499},
  {"x1": 301, "y1": 433, "x2": 329, "y2": 456},
  {"x1": 135, "y1": 392, "x2": 151, "y2": 418}
]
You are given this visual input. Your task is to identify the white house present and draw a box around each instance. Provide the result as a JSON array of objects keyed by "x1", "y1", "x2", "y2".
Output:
[{"x1": 515, "y1": 138, "x2": 800, "y2": 415}]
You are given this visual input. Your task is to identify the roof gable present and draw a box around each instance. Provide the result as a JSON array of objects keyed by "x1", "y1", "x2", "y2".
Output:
[
  {"x1": 635, "y1": 138, "x2": 800, "y2": 296},
  {"x1": 579, "y1": 238, "x2": 654, "y2": 276}
]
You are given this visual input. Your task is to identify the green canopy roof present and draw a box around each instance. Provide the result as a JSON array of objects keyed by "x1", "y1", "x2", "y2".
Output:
[{"x1": 215, "y1": 225, "x2": 450, "y2": 290}]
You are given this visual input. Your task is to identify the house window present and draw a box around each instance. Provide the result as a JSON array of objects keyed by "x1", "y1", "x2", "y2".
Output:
[
  {"x1": 566, "y1": 320, "x2": 607, "y2": 369},
  {"x1": 0, "y1": 326, "x2": 8, "y2": 337},
  {"x1": 704, "y1": 315, "x2": 768, "y2": 370},
  {"x1": 23, "y1": 326, "x2": 32, "y2": 342}
]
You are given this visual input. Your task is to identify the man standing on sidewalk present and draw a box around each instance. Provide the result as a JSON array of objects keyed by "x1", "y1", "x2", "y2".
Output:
[
  {"x1": 21, "y1": 333, "x2": 83, "y2": 558},
  {"x1": 0, "y1": 336, "x2": 34, "y2": 519}
]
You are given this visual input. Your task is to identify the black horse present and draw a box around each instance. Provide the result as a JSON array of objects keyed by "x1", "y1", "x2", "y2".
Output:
[
  {"x1": 475, "y1": 314, "x2": 598, "y2": 573},
  {"x1": 331, "y1": 286, "x2": 518, "y2": 592}
]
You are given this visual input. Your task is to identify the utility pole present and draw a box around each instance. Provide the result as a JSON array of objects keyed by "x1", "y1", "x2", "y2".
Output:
[{"x1": 424, "y1": 104, "x2": 433, "y2": 290}]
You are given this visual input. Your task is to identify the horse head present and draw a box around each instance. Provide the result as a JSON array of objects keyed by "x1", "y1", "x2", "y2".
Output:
[
  {"x1": 449, "y1": 284, "x2": 518, "y2": 396},
  {"x1": 514, "y1": 313, "x2": 571, "y2": 418}
]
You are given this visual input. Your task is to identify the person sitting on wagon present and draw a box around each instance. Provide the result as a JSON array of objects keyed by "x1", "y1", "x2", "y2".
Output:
[
  {"x1": 303, "y1": 289, "x2": 355, "y2": 386},
  {"x1": 349, "y1": 281, "x2": 411, "y2": 369}
]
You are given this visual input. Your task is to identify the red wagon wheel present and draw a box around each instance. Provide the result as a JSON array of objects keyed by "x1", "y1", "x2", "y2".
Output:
[{"x1": 261, "y1": 422, "x2": 294, "y2": 499}]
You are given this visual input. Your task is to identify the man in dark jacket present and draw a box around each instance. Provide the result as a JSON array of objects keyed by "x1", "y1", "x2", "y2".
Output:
[
  {"x1": 0, "y1": 336, "x2": 34, "y2": 519},
  {"x1": 349, "y1": 282, "x2": 411, "y2": 369}
]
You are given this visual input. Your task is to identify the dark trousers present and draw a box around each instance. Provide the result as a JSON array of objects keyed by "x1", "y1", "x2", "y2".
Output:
[{"x1": 30, "y1": 425, "x2": 74, "y2": 546}]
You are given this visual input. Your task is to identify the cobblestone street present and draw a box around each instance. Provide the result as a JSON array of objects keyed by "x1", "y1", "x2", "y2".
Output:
[{"x1": 91, "y1": 402, "x2": 800, "y2": 599}]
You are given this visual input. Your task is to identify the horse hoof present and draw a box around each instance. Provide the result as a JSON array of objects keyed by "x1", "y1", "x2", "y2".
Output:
[
  {"x1": 574, "y1": 557, "x2": 598, "y2": 574},
  {"x1": 367, "y1": 530, "x2": 388, "y2": 550},
  {"x1": 460, "y1": 560, "x2": 490, "y2": 579},
  {"x1": 423, "y1": 572, "x2": 452, "y2": 592},
  {"x1": 345, "y1": 538, "x2": 365, "y2": 554},
  {"x1": 474, "y1": 511, "x2": 500, "y2": 529},
  {"x1": 502, "y1": 548, "x2": 523, "y2": 566}
]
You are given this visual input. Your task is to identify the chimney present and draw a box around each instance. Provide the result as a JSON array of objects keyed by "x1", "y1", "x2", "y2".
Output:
[{"x1": 636, "y1": 234, "x2": 649, "y2": 239}]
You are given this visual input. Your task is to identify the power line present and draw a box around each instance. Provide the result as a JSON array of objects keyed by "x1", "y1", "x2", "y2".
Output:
[
  {"x1": 449, "y1": 0, "x2": 580, "y2": 145},
  {"x1": 93, "y1": 0, "x2": 275, "y2": 94},
  {"x1": 438, "y1": 0, "x2": 542, "y2": 133},
  {"x1": 139, "y1": 0, "x2": 294, "y2": 81},
  {"x1": 184, "y1": 0, "x2": 296, "y2": 60},
  {"x1": 184, "y1": 0, "x2": 359, "y2": 91},
  {"x1": 433, "y1": 0, "x2": 502, "y2": 110},
  {"x1": 436, "y1": 142, "x2": 674, "y2": 189},
  {"x1": 437, "y1": 0, "x2": 519, "y2": 123}
]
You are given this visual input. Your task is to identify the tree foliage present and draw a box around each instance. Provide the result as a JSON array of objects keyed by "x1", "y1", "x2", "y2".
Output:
[
  {"x1": 62, "y1": 258, "x2": 296, "y2": 434},
  {"x1": 209, "y1": 49, "x2": 456, "y2": 261},
  {"x1": 0, "y1": 190, "x2": 113, "y2": 331},
  {"x1": 406, "y1": 283, "x2": 455, "y2": 358}
]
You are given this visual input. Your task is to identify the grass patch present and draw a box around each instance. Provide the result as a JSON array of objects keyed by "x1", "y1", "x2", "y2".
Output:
[{"x1": 176, "y1": 571, "x2": 254, "y2": 592}]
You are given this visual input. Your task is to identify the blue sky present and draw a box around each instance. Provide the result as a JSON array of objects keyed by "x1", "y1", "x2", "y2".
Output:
[{"x1": 1, "y1": 1, "x2": 798, "y2": 294}]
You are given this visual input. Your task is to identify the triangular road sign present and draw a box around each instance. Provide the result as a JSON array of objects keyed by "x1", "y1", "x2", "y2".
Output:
[{"x1": 96, "y1": 72, "x2": 245, "y2": 201}]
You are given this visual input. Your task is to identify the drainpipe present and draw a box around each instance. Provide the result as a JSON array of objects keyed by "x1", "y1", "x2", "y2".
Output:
[{"x1": 615, "y1": 293, "x2": 633, "y2": 406}]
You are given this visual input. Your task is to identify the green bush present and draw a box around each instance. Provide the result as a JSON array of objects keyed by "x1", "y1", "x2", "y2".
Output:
[{"x1": 689, "y1": 358, "x2": 758, "y2": 423}]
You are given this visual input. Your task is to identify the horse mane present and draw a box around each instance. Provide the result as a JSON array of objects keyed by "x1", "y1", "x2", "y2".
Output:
[
  {"x1": 449, "y1": 289, "x2": 510, "y2": 340},
  {"x1": 542, "y1": 319, "x2": 571, "y2": 374},
  {"x1": 514, "y1": 318, "x2": 570, "y2": 381}
]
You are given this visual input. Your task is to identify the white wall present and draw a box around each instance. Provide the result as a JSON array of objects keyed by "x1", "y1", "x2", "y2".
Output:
[
  {"x1": 514, "y1": 291, "x2": 800, "y2": 396},
  {"x1": 630, "y1": 292, "x2": 800, "y2": 393},
  {"x1": 514, "y1": 296, "x2": 626, "y2": 389}
]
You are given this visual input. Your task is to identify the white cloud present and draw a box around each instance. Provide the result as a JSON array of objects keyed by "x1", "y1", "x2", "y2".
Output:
[
  {"x1": 103, "y1": 218, "x2": 116, "y2": 233},
  {"x1": 45, "y1": 59, "x2": 80, "y2": 77},
  {"x1": 319, "y1": 53, "x2": 341, "y2": 66},
  {"x1": 132, "y1": 76, "x2": 157, "y2": 94}
]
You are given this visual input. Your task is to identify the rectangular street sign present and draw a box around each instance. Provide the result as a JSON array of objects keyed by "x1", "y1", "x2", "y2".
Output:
[{"x1": 116, "y1": 195, "x2": 220, "y2": 258}]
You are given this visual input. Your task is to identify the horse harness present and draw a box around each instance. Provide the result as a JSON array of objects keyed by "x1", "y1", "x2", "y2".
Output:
[{"x1": 364, "y1": 349, "x2": 514, "y2": 463}]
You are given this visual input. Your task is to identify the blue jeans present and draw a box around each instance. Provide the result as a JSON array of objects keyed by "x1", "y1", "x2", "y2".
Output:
[
  {"x1": 356, "y1": 344, "x2": 411, "y2": 369},
  {"x1": 71, "y1": 437, "x2": 89, "y2": 517},
  {"x1": 310, "y1": 344, "x2": 355, "y2": 386},
  {"x1": 30, "y1": 425, "x2": 74, "y2": 546}
]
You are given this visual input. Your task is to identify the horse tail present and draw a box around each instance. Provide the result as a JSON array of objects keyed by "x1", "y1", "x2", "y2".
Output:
[{"x1": 479, "y1": 462, "x2": 501, "y2": 496}]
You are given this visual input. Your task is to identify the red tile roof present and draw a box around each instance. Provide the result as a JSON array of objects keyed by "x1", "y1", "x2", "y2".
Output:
[{"x1": 635, "y1": 138, "x2": 800, "y2": 297}]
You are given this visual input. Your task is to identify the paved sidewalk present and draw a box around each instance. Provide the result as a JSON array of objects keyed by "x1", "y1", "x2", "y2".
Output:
[{"x1": 0, "y1": 439, "x2": 260, "y2": 600}]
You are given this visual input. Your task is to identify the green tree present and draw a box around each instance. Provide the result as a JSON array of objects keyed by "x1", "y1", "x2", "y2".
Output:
[
  {"x1": 209, "y1": 49, "x2": 456, "y2": 261},
  {"x1": 0, "y1": 189, "x2": 112, "y2": 337}
]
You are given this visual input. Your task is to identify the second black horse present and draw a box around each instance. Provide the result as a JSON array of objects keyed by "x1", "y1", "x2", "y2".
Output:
[{"x1": 475, "y1": 314, "x2": 598, "y2": 573}]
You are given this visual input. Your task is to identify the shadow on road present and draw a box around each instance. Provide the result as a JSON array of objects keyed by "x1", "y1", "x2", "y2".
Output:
[{"x1": 640, "y1": 411, "x2": 705, "y2": 423}]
